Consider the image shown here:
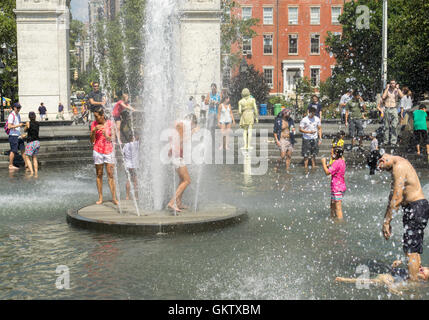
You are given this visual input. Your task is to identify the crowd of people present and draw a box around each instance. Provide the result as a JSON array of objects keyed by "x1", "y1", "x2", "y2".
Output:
[
  {"x1": 2, "y1": 78, "x2": 428, "y2": 292},
  {"x1": 5, "y1": 103, "x2": 40, "y2": 177}
]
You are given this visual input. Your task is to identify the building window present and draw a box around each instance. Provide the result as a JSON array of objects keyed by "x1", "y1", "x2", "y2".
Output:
[
  {"x1": 263, "y1": 7, "x2": 273, "y2": 25},
  {"x1": 310, "y1": 34, "x2": 320, "y2": 54},
  {"x1": 263, "y1": 34, "x2": 273, "y2": 54},
  {"x1": 263, "y1": 67, "x2": 274, "y2": 88},
  {"x1": 288, "y1": 7, "x2": 298, "y2": 25},
  {"x1": 242, "y1": 37, "x2": 252, "y2": 55},
  {"x1": 310, "y1": 68, "x2": 320, "y2": 87},
  {"x1": 288, "y1": 34, "x2": 298, "y2": 55},
  {"x1": 332, "y1": 7, "x2": 342, "y2": 24},
  {"x1": 242, "y1": 7, "x2": 252, "y2": 20},
  {"x1": 310, "y1": 7, "x2": 320, "y2": 25}
]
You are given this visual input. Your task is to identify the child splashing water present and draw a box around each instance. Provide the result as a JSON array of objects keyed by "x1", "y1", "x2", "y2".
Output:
[{"x1": 322, "y1": 147, "x2": 346, "y2": 220}]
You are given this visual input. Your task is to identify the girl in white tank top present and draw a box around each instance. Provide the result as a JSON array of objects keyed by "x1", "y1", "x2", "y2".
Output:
[{"x1": 217, "y1": 96, "x2": 235, "y2": 150}]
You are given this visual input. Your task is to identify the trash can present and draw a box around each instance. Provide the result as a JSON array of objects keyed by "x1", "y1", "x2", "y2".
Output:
[
  {"x1": 274, "y1": 103, "x2": 282, "y2": 116},
  {"x1": 259, "y1": 104, "x2": 267, "y2": 115}
]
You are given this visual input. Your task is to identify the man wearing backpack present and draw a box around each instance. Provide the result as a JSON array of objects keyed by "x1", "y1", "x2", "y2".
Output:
[{"x1": 6, "y1": 103, "x2": 26, "y2": 170}]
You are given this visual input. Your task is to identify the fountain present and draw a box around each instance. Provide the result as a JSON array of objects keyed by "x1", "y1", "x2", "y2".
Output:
[{"x1": 67, "y1": 0, "x2": 247, "y2": 234}]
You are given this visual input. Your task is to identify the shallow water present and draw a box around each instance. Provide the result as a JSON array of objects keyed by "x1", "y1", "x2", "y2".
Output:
[{"x1": 0, "y1": 163, "x2": 429, "y2": 299}]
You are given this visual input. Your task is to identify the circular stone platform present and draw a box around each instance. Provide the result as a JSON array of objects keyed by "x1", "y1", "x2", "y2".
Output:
[{"x1": 67, "y1": 200, "x2": 248, "y2": 235}]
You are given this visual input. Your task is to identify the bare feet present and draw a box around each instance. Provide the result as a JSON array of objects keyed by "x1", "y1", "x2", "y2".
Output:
[
  {"x1": 112, "y1": 199, "x2": 119, "y2": 205},
  {"x1": 9, "y1": 165, "x2": 19, "y2": 170},
  {"x1": 96, "y1": 199, "x2": 103, "y2": 205},
  {"x1": 178, "y1": 204, "x2": 189, "y2": 210},
  {"x1": 167, "y1": 203, "x2": 182, "y2": 212}
]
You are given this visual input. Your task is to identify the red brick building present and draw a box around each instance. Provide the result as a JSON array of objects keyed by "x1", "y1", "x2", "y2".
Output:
[{"x1": 230, "y1": 0, "x2": 345, "y2": 98}]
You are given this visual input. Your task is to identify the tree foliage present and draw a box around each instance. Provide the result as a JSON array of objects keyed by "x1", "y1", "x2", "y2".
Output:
[
  {"x1": 325, "y1": 0, "x2": 429, "y2": 102},
  {"x1": 92, "y1": 0, "x2": 145, "y2": 101},
  {"x1": 0, "y1": 0, "x2": 18, "y2": 101},
  {"x1": 221, "y1": 0, "x2": 258, "y2": 69},
  {"x1": 229, "y1": 64, "x2": 271, "y2": 108}
]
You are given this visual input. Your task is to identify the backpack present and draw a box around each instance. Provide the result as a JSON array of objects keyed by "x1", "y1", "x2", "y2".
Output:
[{"x1": 4, "y1": 112, "x2": 15, "y2": 135}]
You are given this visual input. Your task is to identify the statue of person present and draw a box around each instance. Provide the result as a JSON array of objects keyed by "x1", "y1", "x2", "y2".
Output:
[{"x1": 238, "y1": 88, "x2": 258, "y2": 150}]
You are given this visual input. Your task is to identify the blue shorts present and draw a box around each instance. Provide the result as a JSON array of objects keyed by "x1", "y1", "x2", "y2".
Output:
[{"x1": 9, "y1": 135, "x2": 25, "y2": 154}]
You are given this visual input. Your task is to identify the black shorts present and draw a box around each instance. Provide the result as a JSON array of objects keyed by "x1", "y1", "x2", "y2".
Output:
[
  {"x1": 414, "y1": 130, "x2": 428, "y2": 146},
  {"x1": 8, "y1": 135, "x2": 25, "y2": 154},
  {"x1": 402, "y1": 199, "x2": 429, "y2": 254},
  {"x1": 301, "y1": 139, "x2": 319, "y2": 158}
]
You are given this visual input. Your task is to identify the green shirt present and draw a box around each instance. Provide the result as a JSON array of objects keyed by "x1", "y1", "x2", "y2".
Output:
[
  {"x1": 413, "y1": 110, "x2": 427, "y2": 131},
  {"x1": 346, "y1": 100, "x2": 363, "y2": 119}
]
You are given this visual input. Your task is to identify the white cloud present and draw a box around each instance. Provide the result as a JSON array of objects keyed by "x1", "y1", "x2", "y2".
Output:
[{"x1": 70, "y1": 0, "x2": 89, "y2": 22}]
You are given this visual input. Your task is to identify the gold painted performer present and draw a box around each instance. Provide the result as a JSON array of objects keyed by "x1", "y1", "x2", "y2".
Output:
[{"x1": 238, "y1": 88, "x2": 259, "y2": 150}]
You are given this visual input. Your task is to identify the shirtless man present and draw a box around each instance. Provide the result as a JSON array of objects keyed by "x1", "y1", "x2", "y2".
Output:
[
  {"x1": 378, "y1": 153, "x2": 429, "y2": 281},
  {"x1": 167, "y1": 114, "x2": 199, "y2": 212},
  {"x1": 273, "y1": 109, "x2": 295, "y2": 171}
]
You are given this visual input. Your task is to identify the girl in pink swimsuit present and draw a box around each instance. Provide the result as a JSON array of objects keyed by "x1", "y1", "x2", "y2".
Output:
[{"x1": 322, "y1": 147, "x2": 346, "y2": 220}]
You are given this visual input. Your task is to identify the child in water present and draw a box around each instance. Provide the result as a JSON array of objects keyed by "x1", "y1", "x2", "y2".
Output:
[
  {"x1": 322, "y1": 147, "x2": 346, "y2": 220},
  {"x1": 335, "y1": 260, "x2": 429, "y2": 295},
  {"x1": 367, "y1": 132, "x2": 380, "y2": 175},
  {"x1": 329, "y1": 131, "x2": 345, "y2": 165}
]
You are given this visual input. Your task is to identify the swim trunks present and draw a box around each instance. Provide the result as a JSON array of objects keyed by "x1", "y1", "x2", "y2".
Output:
[
  {"x1": 402, "y1": 199, "x2": 429, "y2": 254},
  {"x1": 278, "y1": 138, "x2": 293, "y2": 153}
]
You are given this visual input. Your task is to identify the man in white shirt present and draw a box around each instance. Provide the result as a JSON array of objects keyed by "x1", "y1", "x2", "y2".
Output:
[
  {"x1": 7, "y1": 103, "x2": 26, "y2": 170},
  {"x1": 339, "y1": 89, "x2": 353, "y2": 124},
  {"x1": 299, "y1": 106, "x2": 322, "y2": 169}
]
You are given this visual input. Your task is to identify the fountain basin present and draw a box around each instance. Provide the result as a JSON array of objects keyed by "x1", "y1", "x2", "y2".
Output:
[{"x1": 67, "y1": 201, "x2": 247, "y2": 235}]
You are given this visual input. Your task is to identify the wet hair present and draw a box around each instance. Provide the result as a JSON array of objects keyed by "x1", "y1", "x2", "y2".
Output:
[
  {"x1": 93, "y1": 106, "x2": 105, "y2": 116},
  {"x1": 419, "y1": 104, "x2": 426, "y2": 110},
  {"x1": 185, "y1": 113, "x2": 198, "y2": 126},
  {"x1": 28, "y1": 112, "x2": 36, "y2": 121},
  {"x1": 333, "y1": 147, "x2": 344, "y2": 159},
  {"x1": 221, "y1": 95, "x2": 230, "y2": 104}
]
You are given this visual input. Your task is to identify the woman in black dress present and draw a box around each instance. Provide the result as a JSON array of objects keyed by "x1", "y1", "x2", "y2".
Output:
[{"x1": 24, "y1": 111, "x2": 40, "y2": 177}]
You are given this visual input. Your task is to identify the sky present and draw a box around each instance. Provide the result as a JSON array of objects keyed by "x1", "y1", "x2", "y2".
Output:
[{"x1": 70, "y1": 0, "x2": 89, "y2": 22}]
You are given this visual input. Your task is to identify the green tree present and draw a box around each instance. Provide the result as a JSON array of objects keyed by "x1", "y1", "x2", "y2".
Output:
[
  {"x1": 91, "y1": 0, "x2": 145, "y2": 101},
  {"x1": 221, "y1": 1, "x2": 259, "y2": 74},
  {"x1": 389, "y1": 0, "x2": 429, "y2": 99},
  {"x1": 325, "y1": 0, "x2": 429, "y2": 101},
  {"x1": 228, "y1": 64, "x2": 271, "y2": 109},
  {"x1": 0, "y1": 0, "x2": 18, "y2": 101}
]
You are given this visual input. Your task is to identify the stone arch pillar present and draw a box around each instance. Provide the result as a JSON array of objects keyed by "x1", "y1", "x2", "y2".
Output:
[
  {"x1": 14, "y1": 0, "x2": 71, "y2": 120},
  {"x1": 180, "y1": 0, "x2": 221, "y2": 98}
]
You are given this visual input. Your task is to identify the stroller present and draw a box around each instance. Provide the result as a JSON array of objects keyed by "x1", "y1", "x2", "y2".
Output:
[{"x1": 73, "y1": 109, "x2": 89, "y2": 125}]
